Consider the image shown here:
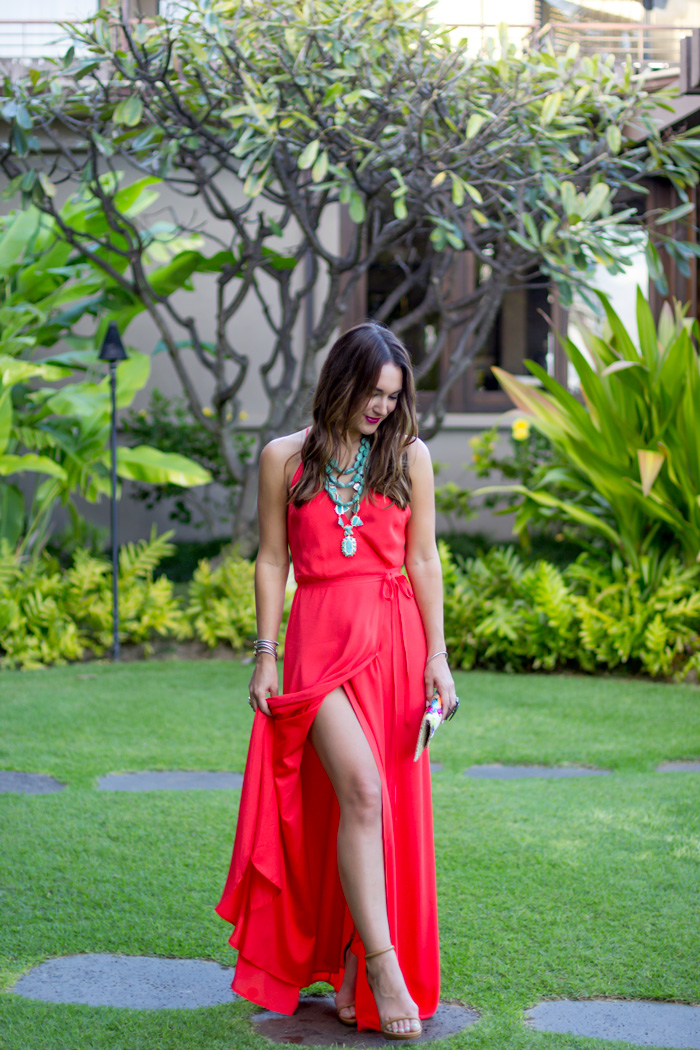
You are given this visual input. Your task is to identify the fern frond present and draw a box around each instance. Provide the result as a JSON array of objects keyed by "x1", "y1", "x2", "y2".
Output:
[{"x1": 119, "y1": 525, "x2": 175, "y2": 581}]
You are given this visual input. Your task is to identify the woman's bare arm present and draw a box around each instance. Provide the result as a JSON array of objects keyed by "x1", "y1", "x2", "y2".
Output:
[
  {"x1": 248, "y1": 438, "x2": 296, "y2": 716},
  {"x1": 404, "y1": 439, "x2": 457, "y2": 719}
]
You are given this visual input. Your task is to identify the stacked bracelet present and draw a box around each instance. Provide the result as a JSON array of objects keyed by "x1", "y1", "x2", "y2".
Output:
[
  {"x1": 426, "y1": 650, "x2": 448, "y2": 664},
  {"x1": 253, "y1": 638, "x2": 279, "y2": 659}
]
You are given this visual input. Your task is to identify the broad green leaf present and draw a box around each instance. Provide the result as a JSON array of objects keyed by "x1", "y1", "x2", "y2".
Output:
[
  {"x1": 349, "y1": 191, "x2": 366, "y2": 224},
  {"x1": 0, "y1": 391, "x2": 11, "y2": 456},
  {"x1": 311, "y1": 150, "x2": 329, "y2": 183},
  {"x1": 0, "y1": 454, "x2": 66, "y2": 480},
  {"x1": 114, "y1": 96, "x2": 144, "y2": 127},
  {"x1": 655, "y1": 201, "x2": 695, "y2": 225},
  {"x1": 466, "y1": 113, "x2": 486, "y2": 140},
  {"x1": 540, "y1": 91, "x2": 562, "y2": 126},
  {"x1": 115, "y1": 445, "x2": 211, "y2": 487},
  {"x1": 606, "y1": 125, "x2": 622, "y2": 154},
  {"x1": 0, "y1": 482, "x2": 23, "y2": 546},
  {"x1": 298, "y1": 140, "x2": 320, "y2": 170},
  {"x1": 0, "y1": 208, "x2": 39, "y2": 276}
]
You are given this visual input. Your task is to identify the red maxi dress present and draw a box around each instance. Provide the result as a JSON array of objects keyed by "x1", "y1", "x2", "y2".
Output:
[{"x1": 215, "y1": 456, "x2": 441, "y2": 1032}]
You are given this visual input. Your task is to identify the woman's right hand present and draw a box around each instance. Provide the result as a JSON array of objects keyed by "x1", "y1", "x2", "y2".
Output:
[{"x1": 248, "y1": 655, "x2": 278, "y2": 717}]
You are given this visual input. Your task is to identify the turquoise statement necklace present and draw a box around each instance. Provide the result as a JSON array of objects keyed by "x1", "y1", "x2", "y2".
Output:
[{"x1": 324, "y1": 436, "x2": 370, "y2": 557}]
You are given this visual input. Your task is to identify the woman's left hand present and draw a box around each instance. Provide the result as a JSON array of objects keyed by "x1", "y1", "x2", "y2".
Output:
[{"x1": 424, "y1": 655, "x2": 458, "y2": 722}]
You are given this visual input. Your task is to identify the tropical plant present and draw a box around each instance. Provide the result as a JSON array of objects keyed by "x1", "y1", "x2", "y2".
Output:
[
  {"x1": 434, "y1": 420, "x2": 567, "y2": 544},
  {"x1": 184, "y1": 549, "x2": 293, "y2": 652},
  {"x1": 0, "y1": 201, "x2": 213, "y2": 556},
  {"x1": 0, "y1": 528, "x2": 189, "y2": 669},
  {"x1": 440, "y1": 542, "x2": 700, "y2": 679},
  {"x1": 481, "y1": 290, "x2": 700, "y2": 585},
  {"x1": 121, "y1": 389, "x2": 254, "y2": 534},
  {"x1": 2, "y1": 0, "x2": 700, "y2": 546}
]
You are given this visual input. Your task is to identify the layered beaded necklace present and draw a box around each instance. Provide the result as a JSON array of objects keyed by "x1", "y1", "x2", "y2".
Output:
[{"x1": 323, "y1": 436, "x2": 370, "y2": 557}]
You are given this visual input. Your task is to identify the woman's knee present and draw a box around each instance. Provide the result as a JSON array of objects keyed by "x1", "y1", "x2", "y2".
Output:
[{"x1": 339, "y1": 771, "x2": 382, "y2": 826}]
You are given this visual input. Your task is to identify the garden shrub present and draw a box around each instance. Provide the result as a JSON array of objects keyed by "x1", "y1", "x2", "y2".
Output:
[
  {"x1": 4, "y1": 535, "x2": 699, "y2": 679},
  {"x1": 185, "y1": 549, "x2": 293, "y2": 653},
  {"x1": 0, "y1": 529, "x2": 189, "y2": 669},
  {"x1": 441, "y1": 542, "x2": 700, "y2": 679}
]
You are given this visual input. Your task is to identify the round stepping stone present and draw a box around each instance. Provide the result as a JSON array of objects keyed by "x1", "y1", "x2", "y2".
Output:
[
  {"x1": 429, "y1": 763, "x2": 443, "y2": 773},
  {"x1": 526, "y1": 999, "x2": 700, "y2": 1049},
  {"x1": 656, "y1": 761, "x2": 700, "y2": 773},
  {"x1": 97, "y1": 771, "x2": 244, "y2": 791},
  {"x1": 11, "y1": 954, "x2": 237, "y2": 1010},
  {"x1": 464, "y1": 764, "x2": 610, "y2": 780},
  {"x1": 0, "y1": 771, "x2": 65, "y2": 795},
  {"x1": 252, "y1": 995, "x2": 478, "y2": 1046}
]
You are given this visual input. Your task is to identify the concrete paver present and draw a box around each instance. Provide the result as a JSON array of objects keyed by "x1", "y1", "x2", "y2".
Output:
[
  {"x1": 11, "y1": 954, "x2": 237, "y2": 1009},
  {"x1": 0, "y1": 771, "x2": 65, "y2": 794},
  {"x1": 97, "y1": 771, "x2": 244, "y2": 791},
  {"x1": 526, "y1": 999, "x2": 700, "y2": 1048},
  {"x1": 464, "y1": 764, "x2": 611, "y2": 780}
]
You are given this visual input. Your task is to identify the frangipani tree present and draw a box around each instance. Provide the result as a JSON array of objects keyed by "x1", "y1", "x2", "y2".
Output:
[{"x1": 2, "y1": 0, "x2": 699, "y2": 544}]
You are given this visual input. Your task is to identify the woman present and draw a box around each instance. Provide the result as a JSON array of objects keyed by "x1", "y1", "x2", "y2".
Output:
[{"x1": 216, "y1": 322, "x2": 458, "y2": 1040}]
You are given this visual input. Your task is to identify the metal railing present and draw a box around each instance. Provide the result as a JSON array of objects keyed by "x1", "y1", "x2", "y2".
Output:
[
  {"x1": 444, "y1": 21, "x2": 687, "y2": 67},
  {"x1": 0, "y1": 20, "x2": 76, "y2": 62},
  {"x1": 0, "y1": 17, "x2": 691, "y2": 70}
]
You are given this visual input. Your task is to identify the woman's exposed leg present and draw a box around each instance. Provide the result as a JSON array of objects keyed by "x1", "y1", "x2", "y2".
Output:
[{"x1": 310, "y1": 686, "x2": 420, "y2": 1036}]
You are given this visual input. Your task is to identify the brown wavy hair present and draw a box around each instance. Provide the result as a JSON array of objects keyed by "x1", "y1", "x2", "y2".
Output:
[{"x1": 288, "y1": 322, "x2": 418, "y2": 509}]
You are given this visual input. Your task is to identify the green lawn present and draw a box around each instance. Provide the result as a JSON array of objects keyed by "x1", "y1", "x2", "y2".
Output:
[{"x1": 1, "y1": 662, "x2": 699, "y2": 1049}]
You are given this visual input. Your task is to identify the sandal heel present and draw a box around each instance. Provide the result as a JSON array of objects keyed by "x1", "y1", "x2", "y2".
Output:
[{"x1": 364, "y1": 945, "x2": 422, "y2": 1042}]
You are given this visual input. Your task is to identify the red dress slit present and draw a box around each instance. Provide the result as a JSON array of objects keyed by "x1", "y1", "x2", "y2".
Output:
[{"x1": 215, "y1": 458, "x2": 441, "y2": 1031}]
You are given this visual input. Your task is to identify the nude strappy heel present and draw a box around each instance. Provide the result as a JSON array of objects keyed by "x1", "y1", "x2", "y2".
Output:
[
  {"x1": 365, "y1": 945, "x2": 422, "y2": 1041},
  {"x1": 336, "y1": 935, "x2": 357, "y2": 1027}
]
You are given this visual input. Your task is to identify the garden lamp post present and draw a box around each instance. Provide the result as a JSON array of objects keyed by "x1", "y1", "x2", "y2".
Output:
[{"x1": 98, "y1": 323, "x2": 127, "y2": 661}]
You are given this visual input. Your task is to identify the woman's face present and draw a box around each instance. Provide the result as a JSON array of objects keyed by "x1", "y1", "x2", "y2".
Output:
[{"x1": 348, "y1": 362, "x2": 403, "y2": 438}]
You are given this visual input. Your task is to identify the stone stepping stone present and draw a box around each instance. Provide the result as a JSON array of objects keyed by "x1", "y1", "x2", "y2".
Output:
[
  {"x1": 11, "y1": 954, "x2": 236, "y2": 1010},
  {"x1": 429, "y1": 763, "x2": 443, "y2": 773},
  {"x1": 0, "y1": 771, "x2": 65, "y2": 795},
  {"x1": 253, "y1": 995, "x2": 479, "y2": 1046},
  {"x1": 526, "y1": 999, "x2": 700, "y2": 1049},
  {"x1": 656, "y1": 761, "x2": 700, "y2": 773},
  {"x1": 97, "y1": 771, "x2": 244, "y2": 791},
  {"x1": 464, "y1": 764, "x2": 610, "y2": 780}
]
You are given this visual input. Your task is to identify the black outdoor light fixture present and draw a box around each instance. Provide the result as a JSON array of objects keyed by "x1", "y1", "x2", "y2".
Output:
[{"x1": 98, "y1": 322, "x2": 128, "y2": 661}]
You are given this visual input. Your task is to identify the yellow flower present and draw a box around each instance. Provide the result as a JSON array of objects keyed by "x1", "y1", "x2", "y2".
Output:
[
  {"x1": 203, "y1": 406, "x2": 214, "y2": 417},
  {"x1": 138, "y1": 409, "x2": 148, "y2": 418},
  {"x1": 512, "y1": 418, "x2": 530, "y2": 442},
  {"x1": 239, "y1": 409, "x2": 248, "y2": 421}
]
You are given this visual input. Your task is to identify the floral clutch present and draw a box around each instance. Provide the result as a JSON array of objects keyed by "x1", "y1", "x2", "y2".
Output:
[{"x1": 414, "y1": 688, "x2": 443, "y2": 762}]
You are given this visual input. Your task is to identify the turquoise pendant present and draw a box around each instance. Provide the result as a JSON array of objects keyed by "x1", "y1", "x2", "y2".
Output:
[
  {"x1": 341, "y1": 535, "x2": 358, "y2": 557},
  {"x1": 351, "y1": 515, "x2": 363, "y2": 527}
]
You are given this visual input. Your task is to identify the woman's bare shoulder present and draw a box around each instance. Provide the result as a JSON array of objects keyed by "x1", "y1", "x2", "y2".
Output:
[
  {"x1": 405, "y1": 436, "x2": 431, "y2": 472},
  {"x1": 260, "y1": 429, "x2": 308, "y2": 486}
]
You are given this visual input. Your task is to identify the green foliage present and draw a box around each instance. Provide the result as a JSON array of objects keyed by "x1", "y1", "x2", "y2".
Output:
[
  {"x1": 441, "y1": 542, "x2": 700, "y2": 679},
  {"x1": 0, "y1": 201, "x2": 212, "y2": 558},
  {"x1": 185, "y1": 550, "x2": 293, "y2": 652},
  {"x1": 5, "y1": 530, "x2": 699, "y2": 678},
  {"x1": 2, "y1": 0, "x2": 700, "y2": 549},
  {"x1": 485, "y1": 290, "x2": 700, "y2": 583},
  {"x1": 0, "y1": 536, "x2": 295, "y2": 669},
  {"x1": 435, "y1": 422, "x2": 576, "y2": 548},
  {"x1": 0, "y1": 528, "x2": 188, "y2": 669},
  {"x1": 122, "y1": 389, "x2": 254, "y2": 532}
]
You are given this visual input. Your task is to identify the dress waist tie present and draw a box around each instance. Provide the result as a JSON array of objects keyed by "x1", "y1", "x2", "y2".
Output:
[{"x1": 295, "y1": 567, "x2": 415, "y2": 725}]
